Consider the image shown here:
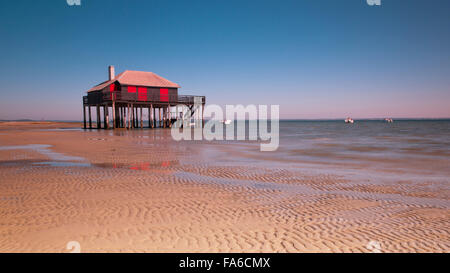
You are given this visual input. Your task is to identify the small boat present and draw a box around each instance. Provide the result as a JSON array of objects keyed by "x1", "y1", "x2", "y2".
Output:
[
  {"x1": 220, "y1": 119, "x2": 232, "y2": 125},
  {"x1": 345, "y1": 117, "x2": 354, "y2": 124},
  {"x1": 384, "y1": 118, "x2": 394, "y2": 123}
]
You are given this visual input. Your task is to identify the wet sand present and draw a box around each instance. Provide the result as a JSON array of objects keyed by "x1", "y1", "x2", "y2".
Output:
[{"x1": 0, "y1": 122, "x2": 449, "y2": 252}]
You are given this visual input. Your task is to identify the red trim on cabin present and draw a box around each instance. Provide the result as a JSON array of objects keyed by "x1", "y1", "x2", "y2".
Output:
[
  {"x1": 128, "y1": 86, "x2": 137, "y2": 93},
  {"x1": 160, "y1": 88, "x2": 169, "y2": 102},
  {"x1": 138, "y1": 87, "x2": 147, "y2": 101},
  {"x1": 109, "y1": 83, "x2": 119, "y2": 99}
]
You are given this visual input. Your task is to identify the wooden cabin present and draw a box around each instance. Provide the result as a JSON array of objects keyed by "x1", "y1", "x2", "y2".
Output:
[{"x1": 83, "y1": 66, "x2": 205, "y2": 129}]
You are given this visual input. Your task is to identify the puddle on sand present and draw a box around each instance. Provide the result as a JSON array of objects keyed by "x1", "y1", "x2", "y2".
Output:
[
  {"x1": 0, "y1": 144, "x2": 89, "y2": 167},
  {"x1": 94, "y1": 160, "x2": 178, "y2": 171},
  {"x1": 33, "y1": 161, "x2": 91, "y2": 167}
]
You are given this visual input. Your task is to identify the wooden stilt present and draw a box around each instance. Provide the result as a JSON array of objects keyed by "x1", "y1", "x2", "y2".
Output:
[
  {"x1": 88, "y1": 106, "x2": 92, "y2": 129},
  {"x1": 175, "y1": 105, "x2": 178, "y2": 128},
  {"x1": 83, "y1": 105, "x2": 87, "y2": 129},
  {"x1": 135, "y1": 106, "x2": 138, "y2": 128},
  {"x1": 148, "y1": 106, "x2": 151, "y2": 128},
  {"x1": 125, "y1": 105, "x2": 128, "y2": 129},
  {"x1": 168, "y1": 105, "x2": 172, "y2": 128},
  {"x1": 96, "y1": 105, "x2": 101, "y2": 129},
  {"x1": 103, "y1": 105, "x2": 107, "y2": 129},
  {"x1": 133, "y1": 107, "x2": 135, "y2": 128},
  {"x1": 106, "y1": 106, "x2": 110, "y2": 129},
  {"x1": 126, "y1": 104, "x2": 129, "y2": 129},
  {"x1": 123, "y1": 106, "x2": 125, "y2": 128},
  {"x1": 202, "y1": 104, "x2": 205, "y2": 128},
  {"x1": 137, "y1": 107, "x2": 140, "y2": 128},
  {"x1": 121, "y1": 106, "x2": 124, "y2": 128},
  {"x1": 112, "y1": 102, "x2": 116, "y2": 129},
  {"x1": 117, "y1": 106, "x2": 120, "y2": 128},
  {"x1": 153, "y1": 107, "x2": 156, "y2": 128},
  {"x1": 162, "y1": 107, "x2": 166, "y2": 128},
  {"x1": 130, "y1": 104, "x2": 133, "y2": 128},
  {"x1": 140, "y1": 107, "x2": 143, "y2": 128},
  {"x1": 129, "y1": 104, "x2": 132, "y2": 129}
]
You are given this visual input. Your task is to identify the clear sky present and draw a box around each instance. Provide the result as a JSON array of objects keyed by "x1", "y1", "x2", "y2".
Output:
[{"x1": 0, "y1": 0, "x2": 449, "y2": 120}]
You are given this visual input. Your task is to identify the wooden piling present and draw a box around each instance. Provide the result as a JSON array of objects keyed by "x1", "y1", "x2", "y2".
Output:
[
  {"x1": 88, "y1": 106, "x2": 92, "y2": 129},
  {"x1": 148, "y1": 106, "x2": 151, "y2": 128},
  {"x1": 83, "y1": 106, "x2": 87, "y2": 129},
  {"x1": 112, "y1": 101, "x2": 117, "y2": 129},
  {"x1": 153, "y1": 107, "x2": 156, "y2": 128},
  {"x1": 202, "y1": 104, "x2": 205, "y2": 128},
  {"x1": 103, "y1": 105, "x2": 107, "y2": 129},
  {"x1": 140, "y1": 107, "x2": 143, "y2": 128},
  {"x1": 121, "y1": 106, "x2": 125, "y2": 128},
  {"x1": 128, "y1": 104, "x2": 131, "y2": 129}
]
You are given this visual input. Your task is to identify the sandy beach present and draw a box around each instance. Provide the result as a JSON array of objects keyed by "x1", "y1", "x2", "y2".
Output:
[{"x1": 0, "y1": 121, "x2": 448, "y2": 253}]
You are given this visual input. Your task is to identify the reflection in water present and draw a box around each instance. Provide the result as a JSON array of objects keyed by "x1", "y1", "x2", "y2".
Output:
[
  {"x1": 94, "y1": 160, "x2": 176, "y2": 171},
  {"x1": 33, "y1": 161, "x2": 91, "y2": 167}
]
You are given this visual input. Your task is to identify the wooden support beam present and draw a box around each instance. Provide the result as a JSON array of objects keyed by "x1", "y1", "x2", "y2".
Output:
[
  {"x1": 121, "y1": 106, "x2": 124, "y2": 128},
  {"x1": 140, "y1": 107, "x2": 143, "y2": 128},
  {"x1": 129, "y1": 104, "x2": 132, "y2": 129},
  {"x1": 127, "y1": 104, "x2": 129, "y2": 129},
  {"x1": 83, "y1": 105, "x2": 87, "y2": 129},
  {"x1": 117, "y1": 106, "x2": 121, "y2": 128},
  {"x1": 123, "y1": 106, "x2": 126, "y2": 128},
  {"x1": 96, "y1": 105, "x2": 101, "y2": 129},
  {"x1": 88, "y1": 106, "x2": 92, "y2": 129},
  {"x1": 130, "y1": 104, "x2": 134, "y2": 128},
  {"x1": 135, "y1": 106, "x2": 138, "y2": 129},
  {"x1": 202, "y1": 104, "x2": 205, "y2": 128},
  {"x1": 153, "y1": 107, "x2": 156, "y2": 128},
  {"x1": 106, "y1": 106, "x2": 110, "y2": 129},
  {"x1": 148, "y1": 106, "x2": 151, "y2": 128},
  {"x1": 112, "y1": 102, "x2": 116, "y2": 129},
  {"x1": 116, "y1": 106, "x2": 120, "y2": 128},
  {"x1": 125, "y1": 105, "x2": 128, "y2": 129},
  {"x1": 162, "y1": 107, "x2": 166, "y2": 128},
  {"x1": 168, "y1": 106, "x2": 171, "y2": 127},
  {"x1": 103, "y1": 105, "x2": 107, "y2": 129}
]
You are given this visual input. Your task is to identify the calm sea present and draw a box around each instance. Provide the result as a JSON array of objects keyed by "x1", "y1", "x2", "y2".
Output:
[{"x1": 204, "y1": 119, "x2": 450, "y2": 180}]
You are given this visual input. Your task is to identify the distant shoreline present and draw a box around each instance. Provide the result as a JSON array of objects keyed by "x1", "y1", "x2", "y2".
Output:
[{"x1": 1, "y1": 118, "x2": 450, "y2": 123}]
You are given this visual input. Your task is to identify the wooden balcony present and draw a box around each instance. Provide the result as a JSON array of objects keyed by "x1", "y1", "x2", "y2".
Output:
[{"x1": 85, "y1": 90, "x2": 205, "y2": 106}]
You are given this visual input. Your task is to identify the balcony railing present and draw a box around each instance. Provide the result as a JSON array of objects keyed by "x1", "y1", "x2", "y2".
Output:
[
  {"x1": 95, "y1": 90, "x2": 205, "y2": 104},
  {"x1": 177, "y1": 95, "x2": 206, "y2": 104}
]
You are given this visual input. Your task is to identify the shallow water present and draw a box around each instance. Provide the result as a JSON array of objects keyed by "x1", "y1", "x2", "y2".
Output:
[
  {"x1": 201, "y1": 120, "x2": 450, "y2": 176},
  {"x1": 0, "y1": 144, "x2": 89, "y2": 166}
]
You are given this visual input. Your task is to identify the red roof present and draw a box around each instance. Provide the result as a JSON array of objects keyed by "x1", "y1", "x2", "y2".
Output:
[{"x1": 88, "y1": 70, "x2": 180, "y2": 92}]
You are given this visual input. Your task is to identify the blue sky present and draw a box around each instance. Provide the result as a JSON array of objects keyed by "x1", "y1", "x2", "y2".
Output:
[{"x1": 0, "y1": 0, "x2": 449, "y2": 120}]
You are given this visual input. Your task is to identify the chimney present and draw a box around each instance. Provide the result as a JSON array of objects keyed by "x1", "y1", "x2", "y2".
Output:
[{"x1": 108, "y1": 65, "x2": 115, "y2": 80}]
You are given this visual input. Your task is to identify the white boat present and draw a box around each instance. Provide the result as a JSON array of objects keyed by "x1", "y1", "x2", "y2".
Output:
[
  {"x1": 220, "y1": 119, "x2": 232, "y2": 125},
  {"x1": 384, "y1": 118, "x2": 394, "y2": 123},
  {"x1": 345, "y1": 117, "x2": 354, "y2": 124}
]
